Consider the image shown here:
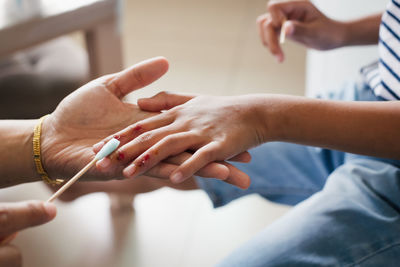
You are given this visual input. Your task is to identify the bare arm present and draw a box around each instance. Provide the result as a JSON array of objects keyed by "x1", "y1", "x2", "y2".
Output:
[
  {"x1": 341, "y1": 13, "x2": 382, "y2": 47},
  {"x1": 0, "y1": 120, "x2": 40, "y2": 187},
  {"x1": 109, "y1": 92, "x2": 400, "y2": 184},
  {"x1": 259, "y1": 96, "x2": 400, "y2": 159}
]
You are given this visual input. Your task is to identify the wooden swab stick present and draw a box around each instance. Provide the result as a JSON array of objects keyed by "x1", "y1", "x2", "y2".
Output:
[
  {"x1": 47, "y1": 158, "x2": 97, "y2": 202},
  {"x1": 47, "y1": 138, "x2": 120, "y2": 203},
  {"x1": 0, "y1": 139, "x2": 120, "y2": 245}
]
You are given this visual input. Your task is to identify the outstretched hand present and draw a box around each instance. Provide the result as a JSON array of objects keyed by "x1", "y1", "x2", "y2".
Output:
[
  {"x1": 94, "y1": 91, "x2": 258, "y2": 189},
  {"x1": 41, "y1": 57, "x2": 249, "y2": 184}
]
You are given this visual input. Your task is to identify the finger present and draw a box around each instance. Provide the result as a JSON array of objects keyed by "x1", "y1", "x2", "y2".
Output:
[
  {"x1": 96, "y1": 124, "x2": 181, "y2": 172},
  {"x1": 122, "y1": 132, "x2": 202, "y2": 178},
  {"x1": 169, "y1": 145, "x2": 252, "y2": 190},
  {"x1": 166, "y1": 153, "x2": 229, "y2": 180},
  {"x1": 267, "y1": 0, "x2": 287, "y2": 27},
  {"x1": 170, "y1": 141, "x2": 222, "y2": 184},
  {"x1": 106, "y1": 57, "x2": 169, "y2": 99},
  {"x1": 138, "y1": 91, "x2": 195, "y2": 112},
  {"x1": 222, "y1": 163, "x2": 251, "y2": 189},
  {"x1": 229, "y1": 151, "x2": 252, "y2": 163},
  {"x1": 268, "y1": 0, "x2": 314, "y2": 22},
  {"x1": 263, "y1": 18, "x2": 284, "y2": 62},
  {"x1": 0, "y1": 201, "x2": 56, "y2": 237},
  {"x1": 144, "y1": 161, "x2": 229, "y2": 181},
  {"x1": 0, "y1": 245, "x2": 22, "y2": 267},
  {"x1": 257, "y1": 13, "x2": 269, "y2": 46},
  {"x1": 93, "y1": 113, "x2": 174, "y2": 154}
]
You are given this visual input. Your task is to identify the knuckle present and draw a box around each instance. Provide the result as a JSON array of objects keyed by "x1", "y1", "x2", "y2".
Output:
[
  {"x1": 200, "y1": 149, "x2": 216, "y2": 162},
  {"x1": 162, "y1": 135, "x2": 179, "y2": 147},
  {"x1": 263, "y1": 19, "x2": 273, "y2": 32},
  {"x1": 267, "y1": 0, "x2": 279, "y2": 11},
  {"x1": 137, "y1": 132, "x2": 153, "y2": 144},
  {"x1": 131, "y1": 69, "x2": 145, "y2": 88},
  {"x1": 169, "y1": 106, "x2": 181, "y2": 117},
  {"x1": 128, "y1": 123, "x2": 143, "y2": 133},
  {"x1": 156, "y1": 91, "x2": 168, "y2": 98},
  {"x1": 256, "y1": 15, "x2": 265, "y2": 24}
]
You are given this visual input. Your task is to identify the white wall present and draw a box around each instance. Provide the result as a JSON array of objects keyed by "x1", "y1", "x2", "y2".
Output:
[{"x1": 306, "y1": 0, "x2": 387, "y2": 95}]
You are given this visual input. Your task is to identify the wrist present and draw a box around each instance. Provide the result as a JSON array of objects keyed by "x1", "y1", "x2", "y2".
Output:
[
  {"x1": 339, "y1": 14, "x2": 381, "y2": 47},
  {"x1": 0, "y1": 120, "x2": 42, "y2": 187},
  {"x1": 252, "y1": 95, "x2": 283, "y2": 144},
  {"x1": 331, "y1": 20, "x2": 350, "y2": 48},
  {"x1": 40, "y1": 114, "x2": 58, "y2": 179},
  {"x1": 23, "y1": 120, "x2": 42, "y2": 182},
  {"x1": 339, "y1": 21, "x2": 358, "y2": 47}
]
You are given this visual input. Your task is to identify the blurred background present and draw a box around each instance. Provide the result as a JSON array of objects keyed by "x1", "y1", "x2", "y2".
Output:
[{"x1": 0, "y1": 0, "x2": 385, "y2": 266}]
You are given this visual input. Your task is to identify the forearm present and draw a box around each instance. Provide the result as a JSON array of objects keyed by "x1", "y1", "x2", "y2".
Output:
[
  {"x1": 257, "y1": 95, "x2": 400, "y2": 160},
  {"x1": 340, "y1": 13, "x2": 382, "y2": 47},
  {"x1": 0, "y1": 120, "x2": 41, "y2": 188}
]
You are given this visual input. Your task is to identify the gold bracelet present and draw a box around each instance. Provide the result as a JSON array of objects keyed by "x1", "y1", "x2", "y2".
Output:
[{"x1": 33, "y1": 115, "x2": 63, "y2": 186}]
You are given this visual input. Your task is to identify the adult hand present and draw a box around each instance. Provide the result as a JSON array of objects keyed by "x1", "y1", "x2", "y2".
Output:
[
  {"x1": 41, "y1": 57, "x2": 248, "y2": 183},
  {"x1": 257, "y1": 0, "x2": 346, "y2": 62},
  {"x1": 93, "y1": 92, "x2": 261, "y2": 189},
  {"x1": 0, "y1": 201, "x2": 56, "y2": 267}
]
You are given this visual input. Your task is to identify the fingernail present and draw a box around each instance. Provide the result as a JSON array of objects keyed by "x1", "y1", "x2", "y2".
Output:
[
  {"x1": 93, "y1": 141, "x2": 105, "y2": 152},
  {"x1": 97, "y1": 158, "x2": 111, "y2": 169},
  {"x1": 171, "y1": 172, "x2": 184, "y2": 183},
  {"x1": 123, "y1": 164, "x2": 137, "y2": 178},
  {"x1": 43, "y1": 203, "x2": 57, "y2": 218}
]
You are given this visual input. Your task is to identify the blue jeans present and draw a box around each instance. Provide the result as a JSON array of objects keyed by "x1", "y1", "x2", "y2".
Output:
[{"x1": 196, "y1": 81, "x2": 400, "y2": 266}]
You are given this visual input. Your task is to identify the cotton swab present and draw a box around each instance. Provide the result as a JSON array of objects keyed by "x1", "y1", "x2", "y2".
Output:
[
  {"x1": 47, "y1": 138, "x2": 120, "y2": 203},
  {"x1": 280, "y1": 19, "x2": 288, "y2": 44}
]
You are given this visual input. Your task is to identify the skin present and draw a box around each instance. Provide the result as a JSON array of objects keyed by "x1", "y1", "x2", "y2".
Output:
[
  {"x1": 0, "y1": 58, "x2": 253, "y2": 264},
  {"x1": 95, "y1": 1, "x2": 397, "y2": 185},
  {"x1": 257, "y1": 0, "x2": 382, "y2": 62},
  {"x1": 0, "y1": 57, "x2": 250, "y2": 189},
  {"x1": 0, "y1": 201, "x2": 56, "y2": 267},
  {"x1": 0, "y1": 4, "x2": 386, "y2": 264}
]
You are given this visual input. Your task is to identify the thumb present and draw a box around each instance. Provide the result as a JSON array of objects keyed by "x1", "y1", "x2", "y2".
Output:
[
  {"x1": 0, "y1": 201, "x2": 57, "y2": 237},
  {"x1": 138, "y1": 91, "x2": 195, "y2": 112},
  {"x1": 106, "y1": 57, "x2": 169, "y2": 99}
]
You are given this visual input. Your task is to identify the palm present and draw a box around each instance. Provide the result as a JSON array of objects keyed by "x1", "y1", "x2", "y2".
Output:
[{"x1": 41, "y1": 58, "x2": 168, "y2": 181}]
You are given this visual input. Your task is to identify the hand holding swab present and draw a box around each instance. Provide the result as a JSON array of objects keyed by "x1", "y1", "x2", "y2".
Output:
[{"x1": 47, "y1": 138, "x2": 120, "y2": 203}]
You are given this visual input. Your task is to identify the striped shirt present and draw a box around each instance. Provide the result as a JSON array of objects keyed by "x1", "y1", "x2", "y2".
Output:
[{"x1": 362, "y1": 0, "x2": 400, "y2": 100}]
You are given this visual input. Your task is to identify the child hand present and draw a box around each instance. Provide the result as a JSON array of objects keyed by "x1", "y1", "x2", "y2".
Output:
[
  {"x1": 94, "y1": 93, "x2": 264, "y2": 189},
  {"x1": 257, "y1": 0, "x2": 347, "y2": 62}
]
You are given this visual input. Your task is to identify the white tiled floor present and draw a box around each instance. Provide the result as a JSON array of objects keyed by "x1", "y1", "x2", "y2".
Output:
[{"x1": 3, "y1": 0, "x2": 308, "y2": 266}]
